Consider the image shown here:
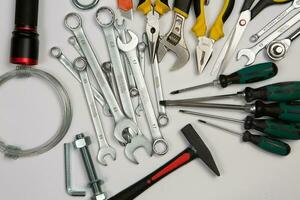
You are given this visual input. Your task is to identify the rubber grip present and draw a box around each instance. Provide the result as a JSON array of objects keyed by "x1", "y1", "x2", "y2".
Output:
[
  {"x1": 108, "y1": 148, "x2": 196, "y2": 200},
  {"x1": 251, "y1": 0, "x2": 292, "y2": 19},
  {"x1": 254, "y1": 101, "x2": 300, "y2": 122},
  {"x1": 15, "y1": 0, "x2": 39, "y2": 27},
  {"x1": 192, "y1": 0, "x2": 207, "y2": 37},
  {"x1": 240, "y1": 0, "x2": 255, "y2": 12},
  {"x1": 118, "y1": 0, "x2": 134, "y2": 11},
  {"x1": 155, "y1": 0, "x2": 171, "y2": 15},
  {"x1": 209, "y1": 0, "x2": 235, "y2": 41},
  {"x1": 173, "y1": 0, "x2": 193, "y2": 18},
  {"x1": 242, "y1": 131, "x2": 291, "y2": 156},
  {"x1": 244, "y1": 82, "x2": 300, "y2": 102}
]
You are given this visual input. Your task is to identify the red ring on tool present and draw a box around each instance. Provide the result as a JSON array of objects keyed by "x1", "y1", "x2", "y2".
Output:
[
  {"x1": 10, "y1": 57, "x2": 38, "y2": 66},
  {"x1": 16, "y1": 26, "x2": 37, "y2": 32}
]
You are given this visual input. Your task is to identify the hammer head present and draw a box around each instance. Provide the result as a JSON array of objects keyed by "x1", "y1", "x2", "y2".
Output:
[{"x1": 181, "y1": 124, "x2": 220, "y2": 176}]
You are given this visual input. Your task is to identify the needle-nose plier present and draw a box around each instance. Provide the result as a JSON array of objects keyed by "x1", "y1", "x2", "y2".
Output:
[
  {"x1": 137, "y1": 0, "x2": 170, "y2": 64},
  {"x1": 192, "y1": 0, "x2": 235, "y2": 74}
]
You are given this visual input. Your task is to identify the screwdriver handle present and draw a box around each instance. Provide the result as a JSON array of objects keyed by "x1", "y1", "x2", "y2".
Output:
[
  {"x1": 244, "y1": 116, "x2": 300, "y2": 140},
  {"x1": 244, "y1": 82, "x2": 300, "y2": 102},
  {"x1": 219, "y1": 62, "x2": 278, "y2": 88},
  {"x1": 173, "y1": 0, "x2": 193, "y2": 18},
  {"x1": 242, "y1": 131, "x2": 291, "y2": 156},
  {"x1": 253, "y1": 101, "x2": 300, "y2": 122},
  {"x1": 251, "y1": 0, "x2": 292, "y2": 19}
]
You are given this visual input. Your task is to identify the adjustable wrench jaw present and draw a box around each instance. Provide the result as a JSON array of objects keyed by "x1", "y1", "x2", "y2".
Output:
[{"x1": 157, "y1": 12, "x2": 190, "y2": 71}]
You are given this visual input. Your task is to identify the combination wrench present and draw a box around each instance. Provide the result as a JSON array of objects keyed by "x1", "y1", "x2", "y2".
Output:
[
  {"x1": 64, "y1": 13, "x2": 152, "y2": 164},
  {"x1": 143, "y1": 34, "x2": 169, "y2": 127},
  {"x1": 115, "y1": 18, "x2": 139, "y2": 97},
  {"x1": 250, "y1": 0, "x2": 300, "y2": 42},
  {"x1": 50, "y1": 47, "x2": 111, "y2": 117},
  {"x1": 117, "y1": 30, "x2": 168, "y2": 155},
  {"x1": 73, "y1": 57, "x2": 116, "y2": 166},
  {"x1": 238, "y1": 12, "x2": 300, "y2": 65},
  {"x1": 135, "y1": 41, "x2": 147, "y2": 116}
]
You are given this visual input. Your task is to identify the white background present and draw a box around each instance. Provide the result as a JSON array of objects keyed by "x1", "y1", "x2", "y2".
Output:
[{"x1": 0, "y1": 0, "x2": 300, "y2": 199}]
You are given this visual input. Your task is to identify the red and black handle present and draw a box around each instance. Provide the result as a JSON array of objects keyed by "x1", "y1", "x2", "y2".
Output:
[
  {"x1": 108, "y1": 148, "x2": 197, "y2": 200},
  {"x1": 10, "y1": 0, "x2": 39, "y2": 66}
]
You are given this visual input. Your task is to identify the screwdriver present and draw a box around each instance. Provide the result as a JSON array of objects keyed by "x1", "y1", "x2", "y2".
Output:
[
  {"x1": 170, "y1": 62, "x2": 277, "y2": 95},
  {"x1": 197, "y1": 119, "x2": 291, "y2": 156},
  {"x1": 180, "y1": 110, "x2": 300, "y2": 140},
  {"x1": 160, "y1": 100, "x2": 300, "y2": 122},
  {"x1": 168, "y1": 82, "x2": 300, "y2": 103}
]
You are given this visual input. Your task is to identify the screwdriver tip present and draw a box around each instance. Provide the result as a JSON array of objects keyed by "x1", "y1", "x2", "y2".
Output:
[
  {"x1": 170, "y1": 90, "x2": 180, "y2": 95},
  {"x1": 198, "y1": 119, "x2": 207, "y2": 124},
  {"x1": 179, "y1": 110, "x2": 185, "y2": 113}
]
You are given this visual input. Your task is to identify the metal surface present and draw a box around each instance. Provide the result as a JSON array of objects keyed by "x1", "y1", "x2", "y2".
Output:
[
  {"x1": 50, "y1": 47, "x2": 111, "y2": 117},
  {"x1": 211, "y1": 11, "x2": 251, "y2": 76},
  {"x1": 144, "y1": 34, "x2": 169, "y2": 127},
  {"x1": 170, "y1": 80, "x2": 219, "y2": 95},
  {"x1": 196, "y1": 37, "x2": 214, "y2": 73},
  {"x1": 72, "y1": 0, "x2": 99, "y2": 10},
  {"x1": 146, "y1": 8, "x2": 160, "y2": 64},
  {"x1": 115, "y1": 19, "x2": 138, "y2": 97},
  {"x1": 101, "y1": 61, "x2": 120, "y2": 102},
  {"x1": 64, "y1": 143, "x2": 86, "y2": 197},
  {"x1": 157, "y1": 12, "x2": 190, "y2": 71},
  {"x1": 117, "y1": 30, "x2": 169, "y2": 155},
  {"x1": 198, "y1": 119, "x2": 242, "y2": 136},
  {"x1": 250, "y1": 0, "x2": 300, "y2": 42},
  {"x1": 73, "y1": 134, "x2": 106, "y2": 200},
  {"x1": 74, "y1": 57, "x2": 116, "y2": 166},
  {"x1": 238, "y1": 12, "x2": 300, "y2": 65},
  {"x1": 166, "y1": 93, "x2": 239, "y2": 103}
]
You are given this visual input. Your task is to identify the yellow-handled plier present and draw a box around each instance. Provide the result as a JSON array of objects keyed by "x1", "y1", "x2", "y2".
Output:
[
  {"x1": 192, "y1": 0, "x2": 235, "y2": 74},
  {"x1": 137, "y1": 0, "x2": 170, "y2": 64}
]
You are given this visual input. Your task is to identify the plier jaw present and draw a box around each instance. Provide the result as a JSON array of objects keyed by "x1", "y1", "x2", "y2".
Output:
[{"x1": 146, "y1": 9, "x2": 160, "y2": 64}]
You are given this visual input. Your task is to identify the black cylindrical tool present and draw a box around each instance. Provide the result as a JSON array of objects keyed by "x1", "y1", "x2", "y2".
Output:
[{"x1": 10, "y1": 0, "x2": 39, "y2": 66}]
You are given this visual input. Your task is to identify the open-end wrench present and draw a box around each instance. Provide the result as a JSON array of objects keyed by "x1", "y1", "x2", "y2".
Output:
[
  {"x1": 117, "y1": 30, "x2": 169, "y2": 155},
  {"x1": 144, "y1": 34, "x2": 169, "y2": 127},
  {"x1": 73, "y1": 57, "x2": 116, "y2": 166},
  {"x1": 135, "y1": 41, "x2": 147, "y2": 116},
  {"x1": 250, "y1": 0, "x2": 300, "y2": 43},
  {"x1": 238, "y1": 11, "x2": 300, "y2": 66},
  {"x1": 115, "y1": 19, "x2": 139, "y2": 97},
  {"x1": 64, "y1": 13, "x2": 152, "y2": 163},
  {"x1": 50, "y1": 47, "x2": 111, "y2": 117}
]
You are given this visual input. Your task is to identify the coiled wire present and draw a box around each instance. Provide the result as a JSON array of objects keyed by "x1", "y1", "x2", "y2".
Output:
[{"x1": 0, "y1": 67, "x2": 72, "y2": 158}]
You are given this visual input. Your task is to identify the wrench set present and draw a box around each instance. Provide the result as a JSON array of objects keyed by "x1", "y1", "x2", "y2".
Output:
[{"x1": 2, "y1": 0, "x2": 300, "y2": 199}]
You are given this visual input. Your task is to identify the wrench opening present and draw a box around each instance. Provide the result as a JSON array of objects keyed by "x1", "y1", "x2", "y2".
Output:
[
  {"x1": 96, "y1": 7, "x2": 115, "y2": 28},
  {"x1": 64, "y1": 13, "x2": 82, "y2": 30},
  {"x1": 153, "y1": 138, "x2": 168, "y2": 155}
]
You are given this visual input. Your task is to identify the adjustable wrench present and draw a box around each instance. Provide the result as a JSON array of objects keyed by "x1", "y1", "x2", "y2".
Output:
[
  {"x1": 50, "y1": 47, "x2": 111, "y2": 117},
  {"x1": 74, "y1": 57, "x2": 116, "y2": 166},
  {"x1": 135, "y1": 41, "x2": 147, "y2": 116},
  {"x1": 238, "y1": 11, "x2": 300, "y2": 65},
  {"x1": 144, "y1": 34, "x2": 169, "y2": 127},
  {"x1": 64, "y1": 13, "x2": 152, "y2": 163},
  {"x1": 117, "y1": 30, "x2": 168, "y2": 155},
  {"x1": 115, "y1": 19, "x2": 138, "y2": 97}
]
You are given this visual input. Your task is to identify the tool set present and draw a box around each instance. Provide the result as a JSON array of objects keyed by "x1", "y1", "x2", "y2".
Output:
[{"x1": 3, "y1": 0, "x2": 300, "y2": 199}]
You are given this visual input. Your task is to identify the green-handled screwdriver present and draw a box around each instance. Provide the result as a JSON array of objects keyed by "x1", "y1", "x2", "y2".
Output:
[
  {"x1": 180, "y1": 110, "x2": 300, "y2": 140},
  {"x1": 171, "y1": 62, "x2": 278, "y2": 95},
  {"x1": 168, "y1": 82, "x2": 300, "y2": 103},
  {"x1": 160, "y1": 100, "x2": 300, "y2": 122},
  {"x1": 197, "y1": 119, "x2": 291, "y2": 156}
]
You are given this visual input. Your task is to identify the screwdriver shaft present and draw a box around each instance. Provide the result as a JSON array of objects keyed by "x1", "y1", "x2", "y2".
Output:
[
  {"x1": 169, "y1": 93, "x2": 239, "y2": 103},
  {"x1": 198, "y1": 119, "x2": 242, "y2": 136},
  {"x1": 170, "y1": 81, "x2": 218, "y2": 94}
]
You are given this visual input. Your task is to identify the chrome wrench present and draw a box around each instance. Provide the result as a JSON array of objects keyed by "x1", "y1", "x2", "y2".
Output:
[
  {"x1": 73, "y1": 57, "x2": 116, "y2": 166},
  {"x1": 144, "y1": 34, "x2": 169, "y2": 127},
  {"x1": 101, "y1": 61, "x2": 120, "y2": 102},
  {"x1": 115, "y1": 18, "x2": 139, "y2": 97},
  {"x1": 250, "y1": 0, "x2": 300, "y2": 42},
  {"x1": 50, "y1": 47, "x2": 111, "y2": 117},
  {"x1": 135, "y1": 41, "x2": 147, "y2": 116},
  {"x1": 117, "y1": 30, "x2": 168, "y2": 155},
  {"x1": 238, "y1": 11, "x2": 300, "y2": 65},
  {"x1": 64, "y1": 13, "x2": 151, "y2": 163}
]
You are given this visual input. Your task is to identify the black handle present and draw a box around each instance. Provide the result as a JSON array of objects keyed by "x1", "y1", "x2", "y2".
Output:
[
  {"x1": 173, "y1": 0, "x2": 193, "y2": 17},
  {"x1": 109, "y1": 148, "x2": 196, "y2": 200},
  {"x1": 10, "y1": 0, "x2": 39, "y2": 66},
  {"x1": 251, "y1": 0, "x2": 292, "y2": 19},
  {"x1": 240, "y1": 0, "x2": 256, "y2": 12},
  {"x1": 288, "y1": 26, "x2": 300, "y2": 41}
]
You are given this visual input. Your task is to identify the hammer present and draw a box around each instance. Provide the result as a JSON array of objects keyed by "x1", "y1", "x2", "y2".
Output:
[{"x1": 109, "y1": 124, "x2": 220, "y2": 200}]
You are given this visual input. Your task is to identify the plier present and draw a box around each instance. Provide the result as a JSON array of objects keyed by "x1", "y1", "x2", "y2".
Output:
[
  {"x1": 137, "y1": 0, "x2": 170, "y2": 64},
  {"x1": 192, "y1": 0, "x2": 235, "y2": 74},
  {"x1": 211, "y1": 0, "x2": 293, "y2": 76}
]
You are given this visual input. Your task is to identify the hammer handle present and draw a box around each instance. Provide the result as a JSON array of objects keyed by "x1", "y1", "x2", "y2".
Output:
[{"x1": 109, "y1": 148, "x2": 196, "y2": 200}]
